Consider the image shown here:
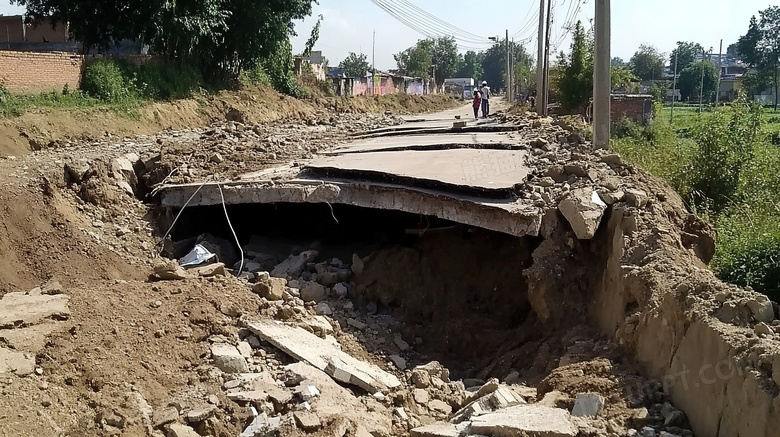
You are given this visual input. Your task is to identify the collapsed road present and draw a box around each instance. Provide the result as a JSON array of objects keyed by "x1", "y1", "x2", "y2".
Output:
[{"x1": 0, "y1": 98, "x2": 778, "y2": 437}]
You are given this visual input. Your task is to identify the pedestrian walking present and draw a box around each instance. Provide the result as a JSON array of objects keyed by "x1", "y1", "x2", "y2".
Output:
[
  {"x1": 479, "y1": 81, "x2": 491, "y2": 118},
  {"x1": 472, "y1": 89, "x2": 482, "y2": 120}
]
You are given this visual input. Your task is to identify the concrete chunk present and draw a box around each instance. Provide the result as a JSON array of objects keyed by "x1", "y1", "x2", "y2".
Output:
[
  {"x1": 558, "y1": 188, "x2": 607, "y2": 239},
  {"x1": 469, "y1": 404, "x2": 577, "y2": 437},
  {"x1": 747, "y1": 296, "x2": 774, "y2": 324},
  {"x1": 211, "y1": 343, "x2": 249, "y2": 373},
  {"x1": 253, "y1": 277, "x2": 287, "y2": 301},
  {"x1": 247, "y1": 320, "x2": 401, "y2": 393},
  {"x1": 271, "y1": 251, "x2": 319, "y2": 278},
  {"x1": 0, "y1": 291, "x2": 70, "y2": 328},
  {"x1": 240, "y1": 413, "x2": 281, "y2": 437},
  {"x1": 571, "y1": 393, "x2": 605, "y2": 417},
  {"x1": 410, "y1": 422, "x2": 469, "y2": 437},
  {"x1": 0, "y1": 347, "x2": 35, "y2": 376},
  {"x1": 167, "y1": 424, "x2": 200, "y2": 437}
]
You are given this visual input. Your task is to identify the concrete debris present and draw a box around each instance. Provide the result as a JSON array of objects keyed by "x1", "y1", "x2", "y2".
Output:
[
  {"x1": 428, "y1": 399, "x2": 452, "y2": 416},
  {"x1": 293, "y1": 411, "x2": 321, "y2": 431},
  {"x1": 297, "y1": 385, "x2": 321, "y2": 401},
  {"x1": 247, "y1": 320, "x2": 401, "y2": 393},
  {"x1": 333, "y1": 283, "x2": 349, "y2": 298},
  {"x1": 453, "y1": 386, "x2": 525, "y2": 423},
  {"x1": 241, "y1": 413, "x2": 281, "y2": 437},
  {"x1": 351, "y1": 254, "x2": 365, "y2": 275},
  {"x1": 154, "y1": 260, "x2": 190, "y2": 281},
  {"x1": 413, "y1": 388, "x2": 430, "y2": 405},
  {"x1": 271, "y1": 250, "x2": 319, "y2": 278},
  {"x1": 300, "y1": 281, "x2": 326, "y2": 303},
  {"x1": 747, "y1": 296, "x2": 774, "y2": 324},
  {"x1": 394, "y1": 334, "x2": 411, "y2": 351},
  {"x1": 389, "y1": 354, "x2": 407, "y2": 370},
  {"x1": 410, "y1": 422, "x2": 470, "y2": 437},
  {"x1": 347, "y1": 318, "x2": 367, "y2": 330},
  {"x1": 186, "y1": 405, "x2": 217, "y2": 423},
  {"x1": 167, "y1": 423, "x2": 201, "y2": 437},
  {"x1": 0, "y1": 348, "x2": 35, "y2": 376},
  {"x1": 394, "y1": 407, "x2": 409, "y2": 420},
  {"x1": 253, "y1": 277, "x2": 287, "y2": 301},
  {"x1": 558, "y1": 188, "x2": 607, "y2": 239},
  {"x1": 211, "y1": 343, "x2": 250, "y2": 373},
  {"x1": 571, "y1": 393, "x2": 605, "y2": 417},
  {"x1": 315, "y1": 302, "x2": 333, "y2": 316},
  {"x1": 0, "y1": 288, "x2": 71, "y2": 328},
  {"x1": 624, "y1": 189, "x2": 649, "y2": 208},
  {"x1": 469, "y1": 404, "x2": 578, "y2": 437},
  {"x1": 755, "y1": 322, "x2": 774, "y2": 336}
]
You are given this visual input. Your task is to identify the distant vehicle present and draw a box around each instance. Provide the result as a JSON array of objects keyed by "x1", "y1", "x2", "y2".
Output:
[{"x1": 444, "y1": 78, "x2": 475, "y2": 99}]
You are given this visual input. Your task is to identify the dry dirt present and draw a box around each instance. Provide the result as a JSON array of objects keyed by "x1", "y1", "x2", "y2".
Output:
[{"x1": 0, "y1": 91, "x2": 776, "y2": 437}]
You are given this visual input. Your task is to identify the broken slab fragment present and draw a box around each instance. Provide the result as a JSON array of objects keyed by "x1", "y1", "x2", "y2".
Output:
[
  {"x1": 0, "y1": 347, "x2": 35, "y2": 376},
  {"x1": 271, "y1": 250, "x2": 319, "y2": 278},
  {"x1": 558, "y1": 188, "x2": 607, "y2": 239},
  {"x1": 469, "y1": 404, "x2": 578, "y2": 437},
  {"x1": 571, "y1": 393, "x2": 605, "y2": 417},
  {"x1": 410, "y1": 422, "x2": 470, "y2": 437},
  {"x1": 211, "y1": 343, "x2": 249, "y2": 373},
  {"x1": 240, "y1": 413, "x2": 281, "y2": 437},
  {"x1": 0, "y1": 290, "x2": 70, "y2": 328},
  {"x1": 247, "y1": 320, "x2": 400, "y2": 393}
]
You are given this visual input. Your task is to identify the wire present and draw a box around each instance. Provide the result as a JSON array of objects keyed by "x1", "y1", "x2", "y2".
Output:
[
  {"x1": 157, "y1": 182, "x2": 206, "y2": 255},
  {"x1": 217, "y1": 182, "x2": 245, "y2": 277}
]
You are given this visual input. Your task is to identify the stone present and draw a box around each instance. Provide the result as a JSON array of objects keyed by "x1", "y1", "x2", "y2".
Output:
[
  {"x1": 558, "y1": 188, "x2": 608, "y2": 239},
  {"x1": 300, "y1": 315, "x2": 334, "y2": 337},
  {"x1": 504, "y1": 371, "x2": 520, "y2": 384},
  {"x1": 0, "y1": 348, "x2": 35, "y2": 376},
  {"x1": 154, "y1": 261, "x2": 189, "y2": 281},
  {"x1": 412, "y1": 370, "x2": 431, "y2": 388},
  {"x1": 394, "y1": 334, "x2": 410, "y2": 351},
  {"x1": 413, "y1": 389, "x2": 430, "y2": 404},
  {"x1": 315, "y1": 302, "x2": 333, "y2": 316},
  {"x1": 237, "y1": 342, "x2": 253, "y2": 358},
  {"x1": 111, "y1": 154, "x2": 139, "y2": 195},
  {"x1": 641, "y1": 426, "x2": 657, "y2": 437},
  {"x1": 428, "y1": 399, "x2": 452, "y2": 416},
  {"x1": 186, "y1": 405, "x2": 216, "y2": 423},
  {"x1": 347, "y1": 318, "x2": 367, "y2": 330},
  {"x1": 755, "y1": 322, "x2": 774, "y2": 336},
  {"x1": 571, "y1": 393, "x2": 605, "y2": 417},
  {"x1": 747, "y1": 296, "x2": 775, "y2": 324},
  {"x1": 153, "y1": 407, "x2": 179, "y2": 428},
  {"x1": 600, "y1": 190, "x2": 625, "y2": 205},
  {"x1": 300, "y1": 282, "x2": 326, "y2": 303},
  {"x1": 333, "y1": 283, "x2": 349, "y2": 297},
  {"x1": 192, "y1": 263, "x2": 226, "y2": 277},
  {"x1": 271, "y1": 250, "x2": 319, "y2": 278},
  {"x1": 476, "y1": 378, "x2": 500, "y2": 398},
  {"x1": 211, "y1": 343, "x2": 249, "y2": 373},
  {"x1": 247, "y1": 320, "x2": 401, "y2": 393},
  {"x1": 390, "y1": 355, "x2": 407, "y2": 370},
  {"x1": 227, "y1": 391, "x2": 269, "y2": 403},
  {"x1": 253, "y1": 277, "x2": 287, "y2": 301},
  {"x1": 294, "y1": 411, "x2": 321, "y2": 431},
  {"x1": 0, "y1": 290, "x2": 70, "y2": 328},
  {"x1": 297, "y1": 385, "x2": 320, "y2": 401},
  {"x1": 600, "y1": 154, "x2": 623, "y2": 166},
  {"x1": 469, "y1": 405, "x2": 578, "y2": 437},
  {"x1": 410, "y1": 422, "x2": 470, "y2": 437},
  {"x1": 394, "y1": 407, "x2": 409, "y2": 420},
  {"x1": 624, "y1": 189, "x2": 649, "y2": 208},
  {"x1": 240, "y1": 413, "x2": 281, "y2": 437},
  {"x1": 564, "y1": 164, "x2": 588, "y2": 178},
  {"x1": 65, "y1": 159, "x2": 91, "y2": 183},
  {"x1": 167, "y1": 424, "x2": 200, "y2": 437},
  {"x1": 352, "y1": 254, "x2": 365, "y2": 275}
]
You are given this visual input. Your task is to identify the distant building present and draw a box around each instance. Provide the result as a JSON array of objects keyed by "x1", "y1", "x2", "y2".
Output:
[
  {"x1": 294, "y1": 50, "x2": 326, "y2": 82},
  {"x1": 0, "y1": 15, "x2": 76, "y2": 51}
]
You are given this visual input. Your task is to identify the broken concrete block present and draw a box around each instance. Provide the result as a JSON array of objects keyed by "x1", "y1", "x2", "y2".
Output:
[
  {"x1": 571, "y1": 393, "x2": 605, "y2": 417},
  {"x1": 227, "y1": 391, "x2": 269, "y2": 403},
  {"x1": 154, "y1": 261, "x2": 190, "y2": 281},
  {"x1": 0, "y1": 290, "x2": 71, "y2": 328},
  {"x1": 394, "y1": 407, "x2": 409, "y2": 420},
  {"x1": 167, "y1": 424, "x2": 200, "y2": 437},
  {"x1": 271, "y1": 250, "x2": 318, "y2": 278},
  {"x1": 315, "y1": 302, "x2": 333, "y2": 316},
  {"x1": 300, "y1": 282, "x2": 326, "y2": 303},
  {"x1": 755, "y1": 322, "x2": 774, "y2": 336},
  {"x1": 558, "y1": 188, "x2": 608, "y2": 239},
  {"x1": 453, "y1": 386, "x2": 525, "y2": 423},
  {"x1": 237, "y1": 341, "x2": 253, "y2": 358},
  {"x1": 390, "y1": 354, "x2": 407, "y2": 370},
  {"x1": 624, "y1": 189, "x2": 649, "y2": 208},
  {"x1": 211, "y1": 343, "x2": 249, "y2": 373},
  {"x1": 394, "y1": 334, "x2": 410, "y2": 351},
  {"x1": 111, "y1": 154, "x2": 139, "y2": 195},
  {"x1": 413, "y1": 388, "x2": 430, "y2": 404},
  {"x1": 0, "y1": 347, "x2": 35, "y2": 376},
  {"x1": 296, "y1": 385, "x2": 320, "y2": 401},
  {"x1": 253, "y1": 277, "x2": 287, "y2": 301},
  {"x1": 469, "y1": 405, "x2": 578, "y2": 437},
  {"x1": 186, "y1": 405, "x2": 217, "y2": 423},
  {"x1": 240, "y1": 413, "x2": 281, "y2": 437},
  {"x1": 600, "y1": 190, "x2": 625, "y2": 205},
  {"x1": 347, "y1": 318, "x2": 366, "y2": 330},
  {"x1": 247, "y1": 320, "x2": 401, "y2": 393},
  {"x1": 747, "y1": 296, "x2": 775, "y2": 324},
  {"x1": 300, "y1": 315, "x2": 334, "y2": 337},
  {"x1": 410, "y1": 422, "x2": 469, "y2": 437},
  {"x1": 428, "y1": 399, "x2": 452, "y2": 416},
  {"x1": 294, "y1": 411, "x2": 321, "y2": 431}
]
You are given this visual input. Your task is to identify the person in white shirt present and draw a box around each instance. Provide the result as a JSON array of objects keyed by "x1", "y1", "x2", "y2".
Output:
[{"x1": 479, "y1": 81, "x2": 491, "y2": 118}]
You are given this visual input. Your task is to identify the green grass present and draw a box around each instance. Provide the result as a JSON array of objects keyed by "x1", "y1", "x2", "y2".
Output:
[{"x1": 613, "y1": 98, "x2": 780, "y2": 299}]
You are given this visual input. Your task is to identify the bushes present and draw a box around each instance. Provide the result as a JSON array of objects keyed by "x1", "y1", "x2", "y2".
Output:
[{"x1": 81, "y1": 59, "x2": 204, "y2": 103}]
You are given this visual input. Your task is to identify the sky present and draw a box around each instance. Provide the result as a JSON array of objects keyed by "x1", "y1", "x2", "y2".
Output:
[{"x1": 0, "y1": 0, "x2": 772, "y2": 70}]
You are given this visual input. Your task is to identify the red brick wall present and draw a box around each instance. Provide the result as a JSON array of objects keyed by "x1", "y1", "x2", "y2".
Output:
[
  {"x1": 611, "y1": 98, "x2": 650, "y2": 123},
  {"x1": 0, "y1": 50, "x2": 84, "y2": 93}
]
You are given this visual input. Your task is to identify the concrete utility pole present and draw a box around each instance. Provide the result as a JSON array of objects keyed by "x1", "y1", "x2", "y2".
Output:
[
  {"x1": 671, "y1": 51, "x2": 678, "y2": 123},
  {"x1": 716, "y1": 39, "x2": 723, "y2": 106},
  {"x1": 372, "y1": 31, "x2": 376, "y2": 96},
  {"x1": 536, "y1": 0, "x2": 546, "y2": 114},
  {"x1": 505, "y1": 29, "x2": 510, "y2": 103},
  {"x1": 543, "y1": 0, "x2": 552, "y2": 116},
  {"x1": 593, "y1": 0, "x2": 611, "y2": 149}
]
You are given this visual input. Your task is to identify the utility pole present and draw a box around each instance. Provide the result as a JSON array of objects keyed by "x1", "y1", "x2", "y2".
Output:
[
  {"x1": 699, "y1": 47, "x2": 710, "y2": 113},
  {"x1": 536, "y1": 0, "x2": 545, "y2": 114},
  {"x1": 543, "y1": 0, "x2": 552, "y2": 116},
  {"x1": 593, "y1": 0, "x2": 611, "y2": 149},
  {"x1": 716, "y1": 39, "x2": 723, "y2": 106},
  {"x1": 671, "y1": 51, "x2": 678, "y2": 123},
  {"x1": 511, "y1": 38, "x2": 516, "y2": 103},
  {"x1": 505, "y1": 29, "x2": 510, "y2": 103},
  {"x1": 372, "y1": 31, "x2": 376, "y2": 96}
]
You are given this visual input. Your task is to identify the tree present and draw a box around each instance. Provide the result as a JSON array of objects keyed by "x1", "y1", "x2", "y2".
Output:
[
  {"x1": 611, "y1": 57, "x2": 626, "y2": 67},
  {"x1": 481, "y1": 39, "x2": 531, "y2": 90},
  {"x1": 669, "y1": 41, "x2": 704, "y2": 72},
  {"x1": 737, "y1": 8, "x2": 780, "y2": 109},
  {"x1": 678, "y1": 61, "x2": 719, "y2": 102},
  {"x1": 302, "y1": 14, "x2": 323, "y2": 57},
  {"x1": 456, "y1": 51, "x2": 484, "y2": 83},
  {"x1": 554, "y1": 21, "x2": 593, "y2": 114},
  {"x1": 395, "y1": 37, "x2": 461, "y2": 86},
  {"x1": 727, "y1": 43, "x2": 740, "y2": 61},
  {"x1": 629, "y1": 44, "x2": 666, "y2": 81},
  {"x1": 12, "y1": 0, "x2": 316, "y2": 78},
  {"x1": 339, "y1": 52, "x2": 370, "y2": 78},
  {"x1": 611, "y1": 65, "x2": 639, "y2": 90}
]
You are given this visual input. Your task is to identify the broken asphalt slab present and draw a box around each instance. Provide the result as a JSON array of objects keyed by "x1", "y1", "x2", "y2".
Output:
[{"x1": 245, "y1": 319, "x2": 401, "y2": 393}]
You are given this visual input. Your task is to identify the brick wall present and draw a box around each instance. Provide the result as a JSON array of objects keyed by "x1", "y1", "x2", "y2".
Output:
[
  {"x1": 611, "y1": 97, "x2": 652, "y2": 123},
  {"x1": 0, "y1": 50, "x2": 84, "y2": 93}
]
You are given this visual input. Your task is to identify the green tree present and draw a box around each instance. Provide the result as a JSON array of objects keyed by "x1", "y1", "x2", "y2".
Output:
[
  {"x1": 13, "y1": 0, "x2": 316, "y2": 78},
  {"x1": 481, "y1": 39, "x2": 531, "y2": 90},
  {"x1": 737, "y1": 8, "x2": 780, "y2": 109},
  {"x1": 629, "y1": 44, "x2": 666, "y2": 81},
  {"x1": 302, "y1": 14, "x2": 324, "y2": 57},
  {"x1": 339, "y1": 52, "x2": 370, "y2": 78},
  {"x1": 678, "y1": 61, "x2": 719, "y2": 102},
  {"x1": 430, "y1": 37, "x2": 461, "y2": 86},
  {"x1": 669, "y1": 41, "x2": 704, "y2": 72},
  {"x1": 611, "y1": 65, "x2": 639, "y2": 90},
  {"x1": 394, "y1": 39, "x2": 433, "y2": 79},
  {"x1": 555, "y1": 21, "x2": 593, "y2": 113},
  {"x1": 611, "y1": 57, "x2": 626, "y2": 67},
  {"x1": 456, "y1": 50, "x2": 484, "y2": 83}
]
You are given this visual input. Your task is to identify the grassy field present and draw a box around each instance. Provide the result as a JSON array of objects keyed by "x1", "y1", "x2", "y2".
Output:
[{"x1": 613, "y1": 99, "x2": 780, "y2": 300}]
